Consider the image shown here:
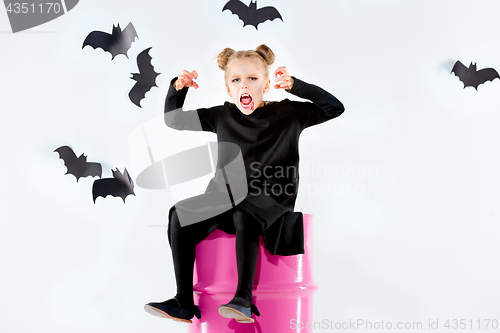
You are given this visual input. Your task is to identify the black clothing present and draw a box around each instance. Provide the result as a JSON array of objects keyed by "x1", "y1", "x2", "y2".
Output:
[
  {"x1": 168, "y1": 207, "x2": 259, "y2": 307},
  {"x1": 165, "y1": 76, "x2": 344, "y2": 256}
]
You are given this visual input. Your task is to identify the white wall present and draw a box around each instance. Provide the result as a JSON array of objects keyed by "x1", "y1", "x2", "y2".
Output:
[{"x1": 1, "y1": 0, "x2": 500, "y2": 332}]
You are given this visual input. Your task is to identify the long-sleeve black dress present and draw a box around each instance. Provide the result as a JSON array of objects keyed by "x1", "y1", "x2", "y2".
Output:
[{"x1": 164, "y1": 76, "x2": 344, "y2": 256}]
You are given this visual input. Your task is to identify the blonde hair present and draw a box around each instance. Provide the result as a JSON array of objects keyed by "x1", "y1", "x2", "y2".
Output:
[{"x1": 217, "y1": 44, "x2": 275, "y2": 82}]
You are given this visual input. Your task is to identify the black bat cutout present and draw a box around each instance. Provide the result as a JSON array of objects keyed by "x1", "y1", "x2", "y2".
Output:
[
  {"x1": 92, "y1": 168, "x2": 135, "y2": 203},
  {"x1": 223, "y1": 0, "x2": 283, "y2": 29},
  {"x1": 82, "y1": 22, "x2": 139, "y2": 60},
  {"x1": 451, "y1": 61, "x2": 500, "y2": 90},
  {"x1": 54, "y1": 145, "x2": 102, "y2": 182},
  {"x1": 129, "y1": 47, "x2": 160, "y2": 107}
]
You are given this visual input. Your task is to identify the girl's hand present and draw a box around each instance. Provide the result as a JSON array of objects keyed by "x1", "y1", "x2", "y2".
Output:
[
  {"x1": 273, "y1": 66, "x2": 294, "y2": 90},
  {"x1": 174, "y1": 70, "x2": 199, "y2": 91}
]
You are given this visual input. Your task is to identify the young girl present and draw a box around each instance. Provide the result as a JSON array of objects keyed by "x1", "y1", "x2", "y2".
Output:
[{"x1": 144, "y1": 44, "x2": 344, "y2": 323}]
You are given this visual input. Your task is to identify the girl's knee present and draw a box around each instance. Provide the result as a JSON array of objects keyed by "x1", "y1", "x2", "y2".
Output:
[{"x1": 233, "y1": 208, "x2": 260, "y2": 235}]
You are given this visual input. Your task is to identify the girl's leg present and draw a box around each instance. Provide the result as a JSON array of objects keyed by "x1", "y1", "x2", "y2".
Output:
[
  {"x1": 168, "y1": 209, "x2": 218, "y2": 307},
  {"x1": 230, "y1": 207, "x2": 261, "y2": 307},
  {"x1": 161, "y1": 206, "x2": 261, "y2": 316},
  {"x1": 146, "y1": 208, "x2": 223, "y2": 321}
]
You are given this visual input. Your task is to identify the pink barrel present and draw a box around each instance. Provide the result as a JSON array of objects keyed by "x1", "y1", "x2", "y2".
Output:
[{"x1": 188, "y1": 214, "x2": 317, "y2": 333}]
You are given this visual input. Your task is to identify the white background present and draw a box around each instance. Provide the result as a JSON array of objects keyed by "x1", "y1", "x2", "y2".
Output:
[{"x1": 1, "y1": 0, "x2": 500, "y2": 332}]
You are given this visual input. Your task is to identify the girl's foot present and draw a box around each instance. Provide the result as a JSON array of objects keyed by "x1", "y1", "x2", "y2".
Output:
[
  {"x1": 144, "y1": 298, "x2": 201, "y2": 323},
  {"x1": 218, "y1": 297, "x2": 260, "y2": 323}
]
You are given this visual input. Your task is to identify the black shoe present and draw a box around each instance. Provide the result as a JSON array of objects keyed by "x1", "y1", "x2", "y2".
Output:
[
  {"x1": 144, "y1": 298, "x2": 201, "y2": 323},
  {"x1": 218, "y1": 298, "x2": 260, "y2": 323}
]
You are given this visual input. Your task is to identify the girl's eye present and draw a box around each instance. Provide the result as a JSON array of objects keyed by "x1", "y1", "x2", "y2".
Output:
[
  {"x1": 249, "y1": 77, "x2": 257, "y2": 81},
  {"x1": 232, "y1": 78, "x2": 240, "y2": 82}
]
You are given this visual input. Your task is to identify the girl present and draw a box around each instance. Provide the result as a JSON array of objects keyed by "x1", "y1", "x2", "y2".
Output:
[{"x1": 145, "y1": 44, "x2": 344, "y2": 323}]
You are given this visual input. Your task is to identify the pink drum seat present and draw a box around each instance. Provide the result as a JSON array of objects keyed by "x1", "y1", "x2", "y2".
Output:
[{"x1": 188, "y1": 214, "x2": 317, "y2": 333}]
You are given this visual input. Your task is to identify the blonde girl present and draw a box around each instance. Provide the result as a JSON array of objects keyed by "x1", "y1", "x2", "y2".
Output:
[{"x1": 145, "y1": 44, "x2": 344, "y2": 323}]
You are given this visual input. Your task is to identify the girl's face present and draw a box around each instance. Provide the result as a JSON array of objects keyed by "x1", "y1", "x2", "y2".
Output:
[{"x1": 226, "y1": 58, "x2": 271, "y2": 115}]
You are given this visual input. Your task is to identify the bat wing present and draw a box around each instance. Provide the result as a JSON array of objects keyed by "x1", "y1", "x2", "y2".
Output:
[
  {"x1": 92, "y1": 178, "x2": 118, "y2": 202},
  {"x1": 92, "y1": 168, "x2": 135, "y2": 203},
  {"x1": 82, "y1": 31, "x2": 114, "y2": 53},
  {"x1": 223, "y1": 0, "x2": 253, "y2": 26},
  {"x1": 54, "y1": 145, "x2": 102, "y2": 181},
  {"x1": 255, "y1": 6, "x2": 283, "y2": 26},
  {"x1": 129, "y1": 82, "x2": 151, "y2": 107},
  {"x1": 476, "y1": 68, "x2": 500, "y2": 85},
  {"x1": 137, "y1": 47, "x2": 159, "y2": 79},
  {"x1": 55, "y1": 145, "x2": 79, "y2": 179},
  {"x1": 451, "y1": 60, "x2": 467, "y2": 78},
  {"x1": 116, "y1": 22, "x2": 139, "y2": 59},
  {"x1": 129, "y1": 47, "x2": 159, "y2": 107},
  {"x1": 451, "y1": 60, "x2": 474, "y2": 88},
  {"x1": 85, "y1": 162, "x2": 103, "y2": 179}
]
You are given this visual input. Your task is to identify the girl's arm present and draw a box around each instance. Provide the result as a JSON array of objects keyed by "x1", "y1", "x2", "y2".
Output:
[
  {"x1": 164, "y1": 71, "x2": 223, "y2": 133},
  {"x1": 274, "y1": 67, "x2": 345, "y2": 129}
]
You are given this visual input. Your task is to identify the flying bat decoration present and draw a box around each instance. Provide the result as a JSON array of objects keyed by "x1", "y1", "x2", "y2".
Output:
[
  {"x1": 54, "y1": 145, "x2": 102, "y2": 182},
  {"x1": 451, "y1": 61, "x2": 500, "y2": 90},
  {"x1": 222, "y1": 0, "x2": 283, "y2": 29},
  {"x1": 92, "y1": 168, "x2": 135, "y2": 203},
  {"x1": 129, "y1": 47, "x2": 160, "y2": 107},
  {"x1": 82, "y1": 22, "x2": 139, "y2": 60}
]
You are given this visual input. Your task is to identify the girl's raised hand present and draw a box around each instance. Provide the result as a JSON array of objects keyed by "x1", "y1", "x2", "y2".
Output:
[
  {"x1": 174, "y1": 70, "x2": 199, "y2": 91},
  {"x1": 273, "y1": 66, "x2": 294, "y2": 90}
]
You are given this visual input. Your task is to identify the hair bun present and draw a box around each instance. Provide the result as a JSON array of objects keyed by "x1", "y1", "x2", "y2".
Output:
[
  {"x1": 255, "y1": 44, "x2": 275, "y2": 66},
  {"x1": 217, "y1": 48, "x2": 235, "y2": 70}
]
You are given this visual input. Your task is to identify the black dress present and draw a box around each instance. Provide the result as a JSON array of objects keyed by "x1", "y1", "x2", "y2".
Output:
[{"x1": 164, "y1": 76, "x2": 344, "y2": 256}]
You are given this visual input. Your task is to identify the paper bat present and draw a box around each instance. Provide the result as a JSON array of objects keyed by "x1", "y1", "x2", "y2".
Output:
[
  {"x1": 92, "y1": 168, "x2": 135, "y2": 203},
  {"x1": 129, "y1": 47, "x2": 160, "y2": 107},
  {"x1": 82, "y1": 22, "x2": 139, "y2": 60},
  {"x1": 451, "y1": 61, "x2": 500, "y2": 90},
  {"x1": 54, "y1": 145, "x2": 102, "y2": 182},
  {"x1": 222, "y1": 0, "x2": 283, "y2": 29}
]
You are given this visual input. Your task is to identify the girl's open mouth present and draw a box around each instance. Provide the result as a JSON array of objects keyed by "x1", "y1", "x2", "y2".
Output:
[{"x1": 240, "y1": 93, "x2": 254, "y2": 111}]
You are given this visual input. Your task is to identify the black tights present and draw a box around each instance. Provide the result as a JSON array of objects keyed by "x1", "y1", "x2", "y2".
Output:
[{"x1": 168, "y1": 207, "x2": 260, "y2": 308}]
